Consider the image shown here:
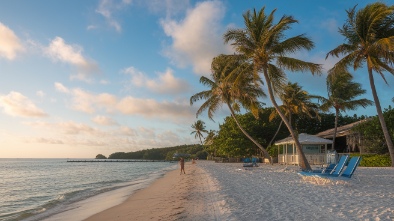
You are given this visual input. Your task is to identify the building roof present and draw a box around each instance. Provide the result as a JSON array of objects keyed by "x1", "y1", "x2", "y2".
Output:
[
  {"x1": 315, "y1": 118, "x2": 371, "y2": 139},
  {"x1": 275, "y1": 133, "x2": 332, "y2": 145}
]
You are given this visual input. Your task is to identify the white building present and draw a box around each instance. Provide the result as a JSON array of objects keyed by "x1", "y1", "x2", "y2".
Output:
[{"x1": 275, "y1": 133, "x2": 333, "y2": 165}]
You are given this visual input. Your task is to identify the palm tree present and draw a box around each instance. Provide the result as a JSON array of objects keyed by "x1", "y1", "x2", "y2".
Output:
[
  {"x1": 268, "y1": 82, "x2": 320, "y2": 147},
  {"x1": 318, "y1": 72, "x2": 373, "y2": 150},
  {"x1": 191, "y1": 120, "x2": 208, "y2": 144},
  {"x1": 204, "y1": 130, "x2": 217, "y2": 157},
  {"x1": 190, "y1": 54, "x2": 271, "y2": 160},
  {"x1": 204, "y1": 130, "x2": 216, "y2": 146},
  {"x1": 224, "y1": 7, "x2": 322, "y2": 170},
  {"x1": 326, "y1": 3, "x2": 394, "y2": 166}
]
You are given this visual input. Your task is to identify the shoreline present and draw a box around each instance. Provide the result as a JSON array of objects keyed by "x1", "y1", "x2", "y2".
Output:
[
  {"x1": 34, "y1": 162, "x2": 176, "y2": 221},
  {"x1": 84, "y1": 162, "x2": 220, "y2": 221}
]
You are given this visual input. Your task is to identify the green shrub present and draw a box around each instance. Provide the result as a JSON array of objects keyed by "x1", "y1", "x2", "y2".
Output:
[
  {"x1": 350, "y1": 153, "x2": 391, "y2": 167},
  {"x1": 267, "y1": 146, "x2": 278, "y2": 157}
]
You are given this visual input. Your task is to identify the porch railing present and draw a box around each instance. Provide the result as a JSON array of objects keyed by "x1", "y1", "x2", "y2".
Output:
[{"x1": 278, "y1": 153, "x2": 326, "y2": 165}]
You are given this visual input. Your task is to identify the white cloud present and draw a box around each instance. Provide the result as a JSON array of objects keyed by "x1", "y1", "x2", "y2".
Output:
[
  {"x1": 118, "y1": 126, "x2": 137, "y2": 136},
  {"x1": 59, "y1": 121, "x2": 104, "y2": 135},
  {"x1": 123, "y1": 66, "x2": 145, "y2": 87},
  {"x1": 45, "y1": 37, "x2": 99, "y2": 82},
  {"x1": 23, "y1": 118, "x2": 195, "y2": 152},
  {"x1": 92, "y1": 115, "x2": 118, "y2": 126},
  {"x1": 33, "y1": 137, "x2": 64, "y2": 144},
  {"x1": 26, "y1": 120, "x2": 106, "y2": 137},
  {"x1": 71, "y1": 89, "x2": 117, "y2": 113},
  {"x1": 36, "y1": 90, "x2": 45, "y2": 98},
  {"x1": 0, "y1": 22, "x2": 25, "y2": 60},
  {"x1": 0, "y1": 91, "x2": 47, "y2": 118},
  {"x1": 54, "y1": 82, "x2": 70, "y2": 94},
  {"x1": 124, "y1": 67, "x2": 190, "y2": 94},
  {"x1": 157, "y1": 130, "x2": 181, "y2": 143},
  {"x1": 160, "y1": 1, "x2": 231, "y2": 75},
  {"x1": 100, "y1": 79, "x2": 110, "y2": 85},
  {"x1": 116, "y1": 96, "x2": 194, "y2": 119},
  {"x1": 87, "y1": 25, "x2": 98, "y2": 31},
  {"x1": 55, "y1": 85, "x2": 118, "y2": 114},
  {"x1": 55, "y1": 84, "x2": 195, "y2": 120},
  {"x1": 95, "y1": 0, "x2": 132, "y2": 32}
]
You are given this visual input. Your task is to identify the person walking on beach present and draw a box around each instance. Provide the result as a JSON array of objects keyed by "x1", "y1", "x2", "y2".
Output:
[{"x1": 179, "y1": 157, "x2": 185, "y2": 175}]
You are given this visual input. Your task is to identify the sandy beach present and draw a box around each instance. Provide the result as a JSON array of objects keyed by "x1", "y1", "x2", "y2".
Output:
[
  {"x1": 84, "y1": 161, "x2": 394, "y2": 221},
  {"x1": 84, "y1": 162, "x2": 222, "y2": 221}
]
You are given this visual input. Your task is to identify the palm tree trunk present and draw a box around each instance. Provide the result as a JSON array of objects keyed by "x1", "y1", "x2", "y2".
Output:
[
  {"x1": 226, "y1": 103, "x2": 271, "y2": 162},
  {"x1": 332, "y1": 108, "x2": 339, "y2": 151},
  {"x1": 368, "y1": 66, "x2": 394, "y2": 167},
  {"x1": 268, "y1": 120, "x2": 283, "y2": 147},
  {"x1": 262, "y1": 71, "x2": 311, "y2": 170}
]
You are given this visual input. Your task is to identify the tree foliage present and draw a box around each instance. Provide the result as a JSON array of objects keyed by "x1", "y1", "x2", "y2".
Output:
[
  {"x1": 326, "y1": 2, "x2": 394, "y2": 166},
  {"x1": 210, "y1": 109, "x2": 364, "y2": 158},
  {"x1": 190, "y1": 54, "x2": 270, "y2": 159},
  {"x1": 107, "y1": 144, "x2": 207, "y2": 161},
  {"x1": 95, "y1": 154, "x2": 107, "y2": 159},
  {"x1": 317, "y1": 71, "x2": 373, "y2": 149},
  {"x1": 191, "y1": 120, "x2": 208, "y2": 144},
  {"x1": 224, "y1": 6, "x2": 322, "y2": 170},
  {"x1": 352, "y1": 106, "x2": 394, "y2": 154}
]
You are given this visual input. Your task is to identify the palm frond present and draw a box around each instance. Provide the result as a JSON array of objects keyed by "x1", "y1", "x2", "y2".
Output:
[
  {"x1": 273, "y1": 34, "x2": 314, "y2": 55},
  {"x1": 326, "y1": 44, "x2": 356, "y2": 59},
  {"x1": 276, "y1": 57, "x2": 322, "y2": 75}
]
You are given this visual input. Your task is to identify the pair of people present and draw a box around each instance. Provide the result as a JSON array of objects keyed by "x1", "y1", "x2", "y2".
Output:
[{"x1": 179, "y1": 157, "x2": 197, "y2": 174}]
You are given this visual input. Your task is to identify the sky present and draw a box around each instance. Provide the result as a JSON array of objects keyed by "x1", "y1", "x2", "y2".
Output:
[{"x1": 1, "y1": 0, "x2": 393, "y2": 158}]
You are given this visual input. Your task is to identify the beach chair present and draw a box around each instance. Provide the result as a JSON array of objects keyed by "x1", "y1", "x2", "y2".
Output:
[
  {"x1": 310, "y1": 163, "x2": 336, "y2": 173},
  {"x1": 336, "y1": 156, "x2": 361, "y2": 178},
  {"x1": 313, "y1": 156, "x2": 361, "y2": 178},
  {"x1": 298, "y1": 155, "x2": 349, "y2": 177},
  {"x1": 311, "y1": 156, "x2": 362, "y2": 184},
  {"x1": 252, "y1": 157, "x2": 259, "y2": 167},
  {"x1": 243, "y1": 157, "x2": 258, "y2": 167},
  {"x1": 299, "y1": 156, "x2": 361, "y2": 184}
]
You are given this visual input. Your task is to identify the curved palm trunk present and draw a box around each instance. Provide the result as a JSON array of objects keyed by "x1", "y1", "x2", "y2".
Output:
[
  {"x1": 268, "y1": 120, "x2": 283, "y2": 147},
  {"x1": 332, "y1": 108, "x2": 339, "y2": 151},
  {"x1": 262, "y1": 71, "x2": 312, "y2": 170},
  {"x1": 226, "y1": 103, "x2": 271, "y2": 162},
  {"x1": 368, "y1": 66, "x2": 394, "y2": 167}
]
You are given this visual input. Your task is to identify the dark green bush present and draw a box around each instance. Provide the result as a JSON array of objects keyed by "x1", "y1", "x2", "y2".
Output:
[
  {"x1": 350, "y1": 154, "x2": 391, "y2": 167},
  {"x1": 267, "y1": 145, "x2": 278, "y2": 157}
]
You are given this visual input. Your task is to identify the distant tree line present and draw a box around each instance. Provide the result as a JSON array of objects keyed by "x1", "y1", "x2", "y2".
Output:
[{"x1": 98, "y1": 144, "x2": 207, "y2": 161}]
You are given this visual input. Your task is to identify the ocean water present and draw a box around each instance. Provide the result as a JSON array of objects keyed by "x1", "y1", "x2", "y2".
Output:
[{"x1": 0, "y1": 158, "x2": 176, "y2": 221}]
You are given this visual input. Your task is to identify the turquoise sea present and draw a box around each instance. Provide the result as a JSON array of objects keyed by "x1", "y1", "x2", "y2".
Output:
[{"x1": 0, "y1": 158, "x2": 176, "y2": 221}]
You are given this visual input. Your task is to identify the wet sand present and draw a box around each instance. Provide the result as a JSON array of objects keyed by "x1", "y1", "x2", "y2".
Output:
[{"x1": 84, "y1": 162, "x2": 220, "y2": 221}]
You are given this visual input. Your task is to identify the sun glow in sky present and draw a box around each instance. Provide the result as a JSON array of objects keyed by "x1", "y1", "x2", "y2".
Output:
[{"x1": 0, "y1": 0, "x2": 392, "y2": 158}]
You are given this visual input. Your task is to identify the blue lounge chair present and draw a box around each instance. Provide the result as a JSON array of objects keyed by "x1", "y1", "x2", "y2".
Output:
[
  {"x1": 310, "y1": 163, "x2": 336, "y2": 173},
  {"x1": 336, "y1": 156, "x2": 361, "y2": 178},
  {"x1": 313, "y1": 156, "x2": 361, "y2": 178},
  {"x1": 243, "y1": 157, "x2": 258, "y2": 167},
  {"x1": 299, "y1": 156, "x2": 361, "y2": 184},
  {"x1": 298, "y1": 155, "x2": 349, "y2": 177}
]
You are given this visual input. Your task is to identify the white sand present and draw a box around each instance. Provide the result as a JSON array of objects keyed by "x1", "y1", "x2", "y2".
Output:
[
  {"x1": 83, "y1": 161, "x2": 394, "y2": 221},
  {"x1": 199, "y1": 161, "x2": 394, "y2": 220}
]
